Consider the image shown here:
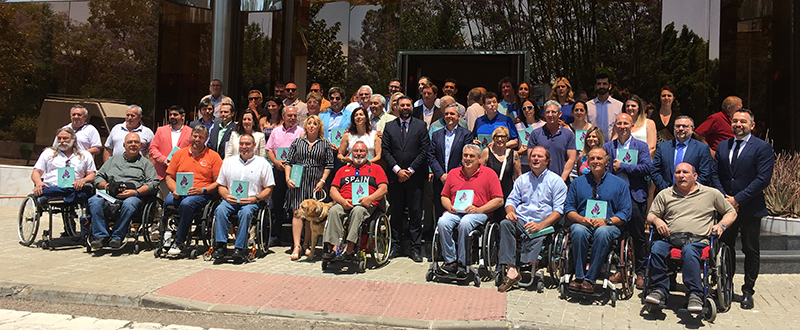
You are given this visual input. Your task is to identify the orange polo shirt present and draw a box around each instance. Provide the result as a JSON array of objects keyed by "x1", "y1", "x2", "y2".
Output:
[{"x1": 166, "y1": 147, "x2": 223, "y2": 188}]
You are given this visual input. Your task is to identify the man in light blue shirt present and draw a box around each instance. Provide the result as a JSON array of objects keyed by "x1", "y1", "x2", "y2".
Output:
[
  {"x1": 319, "y1": 86, "x2": 352, "y2": 141},
  {"x1": 497, "y1": 146, "x2": 568, "y2": 292},
  {"x1": 586, "y1": 73, "x2": 623, "y2": 138}
]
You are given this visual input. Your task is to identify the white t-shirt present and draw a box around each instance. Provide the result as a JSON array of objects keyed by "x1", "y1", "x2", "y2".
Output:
[
  {"x1": 56, "y1": 123, "x2": 101, "y2": 152},
  {"x1": 217, "y1": 155, "x2": 275, "y2": 198},
  {"x1": 34, "y1": 149, "x2": 96, "y2": 187},
  {"x1": 104, "y1": 123, "x2": 155, "y2": 157}
]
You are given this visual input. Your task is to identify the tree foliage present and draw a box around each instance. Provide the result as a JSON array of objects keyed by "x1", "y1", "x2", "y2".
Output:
[
  {"x1": 307, "y1": 3, "x2": 347, "y2": 93},
  {"x1": 242, "y1": 22, "x2": 272, "y2": 96}
]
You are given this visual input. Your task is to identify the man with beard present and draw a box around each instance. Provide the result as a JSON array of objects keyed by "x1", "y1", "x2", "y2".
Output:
[
  {"x1": 382, "y1": 96, "x2": 430, "y2": 262},
  {"x1": 384, "y1": 78, "x2": 402, "y2": 112},
  {"x1": 150, "y1": 106, "x2": 192, "y2": 183},
  {"x1": 711, "y1": 108, "x2": 775, "y2": 310},
  {"x1": 586, "y1": 73, "x2": 623, "y2": 138},
  {"x1": 651, "y1": 115, "x2": 713, "y2": 193},
  {"x1": 442, "y1": 78, "x2": 466, "y2": 116},
  {"x1": 32, "y1": 128, "x2": 96, "y2": 205},
  {"x1": 55, "y1": 105, "x2": 101, "y2": 155},
  {"x1": 89, "y1": 133, "x2": 159, "y2": 249},
  {"x1": 162, "y1": 125, "x2": 222, "y2": 256},
  {"x1": 435, "y1": 144, "x2": 503, "y2": 277},
  {"x1": 322, "y1": 141, "x2": 389, "y2": 260}
]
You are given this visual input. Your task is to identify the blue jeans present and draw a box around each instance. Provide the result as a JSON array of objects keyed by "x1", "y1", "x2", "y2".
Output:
[
  {"x1": 214, "y1": 200, "x2": 259, "y2": 249},
  {"x1": 570, "y1": 223, "x2": 621, "y2": 282},
  {"x1": 88, "y1": 194, "x2": 143, "y2": 240},
  {"x1": 39, "y1": 185, "x2": 93, "y2": 204},
  {"x1": 164, "y1": 193, "x2": 210, "y2": 245},
  {"x1": 650, "y1": 240, "x2": 707, "y2": 298},
  {"x1": 436, "y1": 212, "x2": 487, "y2": 265}
]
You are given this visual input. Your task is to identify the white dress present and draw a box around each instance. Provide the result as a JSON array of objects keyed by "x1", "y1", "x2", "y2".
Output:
[{"x1": 347, "y1": 130, "x2": 377, "y2": 158}]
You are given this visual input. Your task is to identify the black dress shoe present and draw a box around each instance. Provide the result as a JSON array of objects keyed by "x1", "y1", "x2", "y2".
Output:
[
  {"x1": 388, "y1": 249, "x2": 401, "y2": 259},
  {"x1": 410, "y1": 250, "x2": 423, "y2": 263},
  {"x1": 90, "y1": 238, "x2": 104, "y2": 249},
  {"x1": 232, "y1": 248, "x2": 244, "y2": 260},
  {"x1": 108, "y1": 238, "x2": 122, "y2": 248},
  {"x1": 211, "y1": 245, "x2": 226, "y2": 259},
  {"x1": 741, "y1": 292, "x2": 754, "y2": 309}
]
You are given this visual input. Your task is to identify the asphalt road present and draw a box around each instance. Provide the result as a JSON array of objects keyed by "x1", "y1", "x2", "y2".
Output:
[{"x1": 0, "y1": 297, "x2": 411, "y2": 330}]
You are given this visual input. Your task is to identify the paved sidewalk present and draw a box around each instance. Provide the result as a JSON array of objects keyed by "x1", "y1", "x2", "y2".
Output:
[
  {"x1": 2, "y1": 205, "x2": 800, "y2": 329},
  {"x1": 0, "y1": 308, "x2": 232, "y2": 330}
]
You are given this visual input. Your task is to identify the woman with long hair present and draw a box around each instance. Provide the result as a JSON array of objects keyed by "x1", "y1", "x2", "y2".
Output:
[
  {"x1": 575, "y1": 126, "x2": 606, "y2": 178},
  {"x1": 548, "y1": 77, "x2": 575, "y2": 124},
  {"x1": 515, "y1": 99, "x2": 545, "y2": 172},
  {"x1": 260, "y1": 96, "x2": 283, "y2": 142},
  {"x1": 388, "y1": 92, "x2": 404, "y2": 118},
  {"x1": 649, "y1": 85, "x2": 681, "y2": 143},
  {"x1": 284, "y1": 115, "x2": 334, "y2": 261},
  {"x1": 225, "y1": 110, "x2": 266, "y2": 159},
  {"x1": 337, "y1": 107, "x2": 382, "y2": 164},
  {"x1": 622, "y1": 94, "x2": 657, "y2": 157}
]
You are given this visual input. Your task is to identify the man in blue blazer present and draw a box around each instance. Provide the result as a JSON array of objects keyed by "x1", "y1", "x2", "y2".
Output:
[
  {"x1": 651, "y1": 115, "x2": 713, "y2": 191},
  {"x1": 603, "y1": 113, "x2": 651, "y2": 287},
  {"x1": 429, "y1": 103, "x2": 473, "y2": 218},
  {"x1": 206, "y1": 103, "x2": 236, "y2": 157},
  {"x1": 711, "y1": 109, "x2": 774, "y2": 310},
  {"x1": 382, "y1": 96, "x2": 430, "y2": 262}
]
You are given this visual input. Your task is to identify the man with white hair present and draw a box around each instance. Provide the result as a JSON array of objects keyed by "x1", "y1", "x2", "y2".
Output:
[
  {"x1": 368, "y1": 94, "x2": 396, "y2": 133},
  {"x1": 103, "y1": 104, "x2": 154, "y2": 161},
  {"x1": 55, "y1": 105, "x2": 102, "y2": 155},
  {"x1": 33, "y1": 127, "x2": 96, "y2": 204},
  {"x1": 346, "y1": 85, "x2": 373, "y2": 112}
]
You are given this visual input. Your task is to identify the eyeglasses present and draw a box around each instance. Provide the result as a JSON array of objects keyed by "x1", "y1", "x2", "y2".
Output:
[
  {"x1": 285, "y1": 88, "x2": 297, "y2": 92},
  {"x1": 248, "y1": 97, "x2": 261, "y2": 101},
  {"x1": 675, "y1": 124, "x2": 693, "y2": 129},
  {"x1": 310, "y1": 89, "x2": 320, "y2": 93},
  {"x1": 493, "y1": 135, "x2": 508, "y2": 139},
  {"x1": 556, "y1": 85, "x2": 567, "y2": 89},
  {"x1": 522, "y1": 106, "x2": 535, "y2": 111},
  {"x1": 331, "y1": 96, "x2": 342, "y2": 100}
]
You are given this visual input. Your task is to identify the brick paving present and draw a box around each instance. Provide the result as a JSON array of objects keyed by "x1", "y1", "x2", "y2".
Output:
[{"x1": 2, "y1": 205, "x2": 800, "y2": 328}]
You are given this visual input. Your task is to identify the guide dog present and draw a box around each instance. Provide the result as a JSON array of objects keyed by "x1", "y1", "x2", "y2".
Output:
[{"x1": 296, "y1": 199, "x2": 334, "y2": 258}]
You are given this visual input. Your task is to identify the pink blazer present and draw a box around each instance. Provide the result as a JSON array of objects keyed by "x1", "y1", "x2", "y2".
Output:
[{"x1": 150, "y1": 125, "x2": 192, "y2": 179}]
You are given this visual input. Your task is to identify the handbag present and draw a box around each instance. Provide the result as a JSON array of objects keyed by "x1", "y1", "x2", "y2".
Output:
[{"x1": 665, "y1": 232, "x2": 705, "y2": 248}]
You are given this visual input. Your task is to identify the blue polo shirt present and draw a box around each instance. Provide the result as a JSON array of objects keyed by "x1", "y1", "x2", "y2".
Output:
[
  {"x1": 565, "y1": 171, "x2": 631, "y2": 222},
  {"x1": 527, "y1": 126, "x2": 576, "y2": 177},
  {"x1": 473, "y1": 113, "x2": 519, "y2": 141}
]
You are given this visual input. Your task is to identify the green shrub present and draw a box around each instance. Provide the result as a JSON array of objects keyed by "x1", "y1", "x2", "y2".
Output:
[
  {"x1": 9, "y1": 116, "x2": 37, "y2": 143},
  {"x1": 765, "y1": 151, "x2": 800, "y2": 218}
]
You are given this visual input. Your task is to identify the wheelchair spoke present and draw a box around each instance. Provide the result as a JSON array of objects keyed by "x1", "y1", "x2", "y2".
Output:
[{"x1": 18, "y1": 195, "x2": 40, "y2": 246}]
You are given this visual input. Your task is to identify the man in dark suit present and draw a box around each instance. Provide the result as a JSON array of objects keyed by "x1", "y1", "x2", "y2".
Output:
[
  {"x1": 412, "y1": 82, "x2": 443, "y2": 129},
  {"x1": 206, "y1": 103, "x2": 237, "y2": 157},
  {"x1": 429, "y1": 102, "x2": 473, "y2": 219},
  {"x1": 382, "y1": 96, "x2": 430, "y2": 262},
  {"x1": 711, "y1": 108, "x2": 774, "y2": 310},
  {"x1": 603, "y1": 113, "x2": 652, "y2": 288},
  {"x1": 651, "y1": 115, "x2": 713, "y2": 191}
]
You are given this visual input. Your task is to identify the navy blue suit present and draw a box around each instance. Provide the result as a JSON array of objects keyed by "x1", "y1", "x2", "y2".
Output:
[
  {"x1": 603, "y1": 137, "x2": 651, "y2": 274},
  {"x1": 712, "y1": 134, "x2": 774, "y2": 294},
  {"x1": 428, "y1": 125, "x2": 473, "y2": 217},
  {"x1": 651, "y1": 138, "x2": 713, "y2": 191},
  {"x1": 206, "y1": 122, "x2": 236, "y2": 157}
]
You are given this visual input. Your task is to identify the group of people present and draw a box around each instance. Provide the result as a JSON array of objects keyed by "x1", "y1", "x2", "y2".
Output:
[{"x1": 30, "y1": 74, "x2": 774, "y2": 312}]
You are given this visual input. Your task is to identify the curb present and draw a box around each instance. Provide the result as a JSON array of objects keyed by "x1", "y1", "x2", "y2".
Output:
[
  {"x1": 141, "y1": 292, "x2": 511, "y2": 329},
  {"x1": 0, "y1": 281, "x2": 139, "y2": 308}
]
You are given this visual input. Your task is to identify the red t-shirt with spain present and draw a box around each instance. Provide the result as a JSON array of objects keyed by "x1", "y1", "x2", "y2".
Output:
[{"x1": 331, "y1": 162, "x2": 388, "y2": 207}]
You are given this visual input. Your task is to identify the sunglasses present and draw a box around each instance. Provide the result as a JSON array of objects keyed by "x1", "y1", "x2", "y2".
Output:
[
  {"x1": 248, "y1": 97, "x2": 261, "y2": 101},
  {"x1": 285, "y1": 88, "x2": 297, "y2": 92},
  {"x1": 493, "y1": 135, "x2": 508, "y2": 139},
  {"x1": 522, "y1": 106, "x2": 535, "y2": 111},
  {"x1": 331, "y1": 96, "x2": 342, "y2": 100}
]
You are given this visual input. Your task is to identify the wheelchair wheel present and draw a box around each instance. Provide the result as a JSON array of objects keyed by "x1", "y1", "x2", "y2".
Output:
[
  {"x1": 369, "y1": 213, "x2": 391, "y2": 266},
  {"x1": 549, "y1": 229, "x2": 566, "y2": 283},
  {"x1": 716, "y1": 243, "x2": 734, "y2": 312},
  {"x1": 482, "y1": 221, "x2": 500, "y2": 278},
  {"x1": 18, "y1": 195, "x2": 40, "y2": 246},
  {"x1": 255, "y1": 207, "x2": 271, "y2": 256},
  {"x1": 140, "y1": 199, "x2": 162, "y2": 249},
  {"x1": 703, "y1": 297, "x2": 717, "y2": 322},
  {"x1": 620, "y1": 235, "x2": 636, "y2": 300}
]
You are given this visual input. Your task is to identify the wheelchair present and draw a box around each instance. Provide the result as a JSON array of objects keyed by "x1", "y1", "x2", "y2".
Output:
[
  {"x1": 85, "y1": 192, "x2": 162, "y2": 254},
  {"x1": 555, "y1": 226, "x2": 636, "y2": 307},
  {"x1": 18, "y1": 194, "x2": 88, "y2": 250},
  {"x1": 203, "y1": 201, "x2": 271, "y2": 263},
  {"x1": 640, "y1": 231, "x2": 733, "y2": 322},
  {"x1": 321, "y1": 203, "x2": 392, "y2": 273},
  {"x1": 490, "y1": 226, "x2": 559, "y2": 293},
  {"x1": 153, "y1": 197, "x2": 218, "y2": 259},
  {"x1": 426, "y1": 217, "x2": 494, "y2": 287}
]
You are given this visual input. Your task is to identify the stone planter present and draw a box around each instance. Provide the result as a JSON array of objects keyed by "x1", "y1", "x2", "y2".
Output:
[{"x1": 762, "y1": 216, "x2": 800, "y2": 236}]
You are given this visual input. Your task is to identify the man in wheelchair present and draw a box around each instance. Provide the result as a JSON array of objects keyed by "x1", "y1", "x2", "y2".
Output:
[
  {"x1": 565, "y1": 147, "x2": 631, "y2": 294},
  {"x1": 32, "y1": 127, "x2": 97, "y2": 236},
  {"x1": 435, "y1": 144, "x2": 503, "y2": 277},
  {"x1": 497, "y1": 146, "x2": 567, "y2": 292},
  {"x1": 323, "y1": 141, "x2": 389, "y2": 260},
  {"x1": 163, "y1": 125, "x2": 222, "y2": 255},
  {"x1": 212, "y1": 134, "x2": 275, "y2": 260},
  {"x1": 89, "y1": 133, "x2": 159, "y2": 249},
  {"x1": 645, "y1": 162, "x2": 737, "y2": 312}
]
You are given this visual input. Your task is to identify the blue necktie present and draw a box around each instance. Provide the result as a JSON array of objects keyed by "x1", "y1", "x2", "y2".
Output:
[{"x1": 673, "y1": 142, "x2": 686, "y2": 183}]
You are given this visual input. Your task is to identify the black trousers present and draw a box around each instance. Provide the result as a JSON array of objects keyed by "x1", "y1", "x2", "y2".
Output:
[
  {"x1": 389, "y1": 178, "x2": 423, "y2": 253},
  {"x1": 269, "y1": 167, "x2": 288, "y2": 239},
  {"x1": 720, "y1": 215, "x2": 760, "y2": 294},
  {"x1": 627, "y1": 199, "x2": 648, "y2": 274}
]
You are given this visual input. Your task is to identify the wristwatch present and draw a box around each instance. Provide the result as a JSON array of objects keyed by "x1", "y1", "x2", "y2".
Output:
[{"x1": 605, "y1": 218, "x2": 613, "y2": 226}]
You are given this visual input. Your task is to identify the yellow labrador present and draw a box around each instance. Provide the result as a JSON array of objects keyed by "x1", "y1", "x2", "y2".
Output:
[{"x1": 296, "y1": 199, "x2": 334, "y2": 258}]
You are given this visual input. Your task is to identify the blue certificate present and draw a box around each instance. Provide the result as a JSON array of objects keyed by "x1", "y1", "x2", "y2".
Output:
[
  {"x1": 290, "y1": 164, "x2": 304, "y2": 187},
  {"x1": 175, "y1": 172, "x2": 193, "y2": 196},
  {"x1": 477, "y1": 134, "x2": 492, "y2": 151},
  {"x1": 57, "y1": 167, "x2": 75, "y2": 188},
  {"x1": 167, "y1": 146, "x2": 180, "y2": 160},
  {"x1": 276, "y1": 147, "x2": 290, "y2": 161},
  {"x1": 617, "y1": 148, "x2": 638, "y2": 165},
  {"x1": 452, "y1": 190, "x2": 474, "y2": 213},
  {"x1": 575, "y1": 129, "x2": 587, "y2": 150},
  {"x1": 518, "y1": 126, "x2": 534, "y2": 147},
  {"x1": 330, "y1": 128, "x2": 347, "y2": 147},
  {"x1": 585, "y1": 199, "x2": 608, "y2": 220},
  {"x1": 231, "y1": 180, "x2": 248, "y2": 201},
  {"x1": 351, "y1": 182, "x2": 369, "y2": 204}
]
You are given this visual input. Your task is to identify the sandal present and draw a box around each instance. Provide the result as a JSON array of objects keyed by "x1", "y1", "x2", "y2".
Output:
[
  {"x1": 290, "y1": 245, "x2": 301, "y2": 261},
  {"x1": 497, "y1": 275, "x2": 521, "y2": 293},
  {"x1": 303, "y1": 245, "x2": 312, "y2": 257}
]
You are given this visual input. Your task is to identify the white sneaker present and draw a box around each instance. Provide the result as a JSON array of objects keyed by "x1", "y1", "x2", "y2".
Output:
[{"x1": 167, "y1": 245, "x2": 181, "y2": 256}]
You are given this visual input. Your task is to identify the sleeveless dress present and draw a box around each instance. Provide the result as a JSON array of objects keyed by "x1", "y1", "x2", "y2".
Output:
[
  {"x1": 650, "y1": 109, "x2": 682, "y2": 143},
  {"x1": 284, "y1": 137, "x2": 335, "y2": 210},
  {"x1": 486, "y1": 149, "x2": 515, "y2": 221},
  {"x1": 346, "y1": 130, "x2": 376, "y2": 158}
]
